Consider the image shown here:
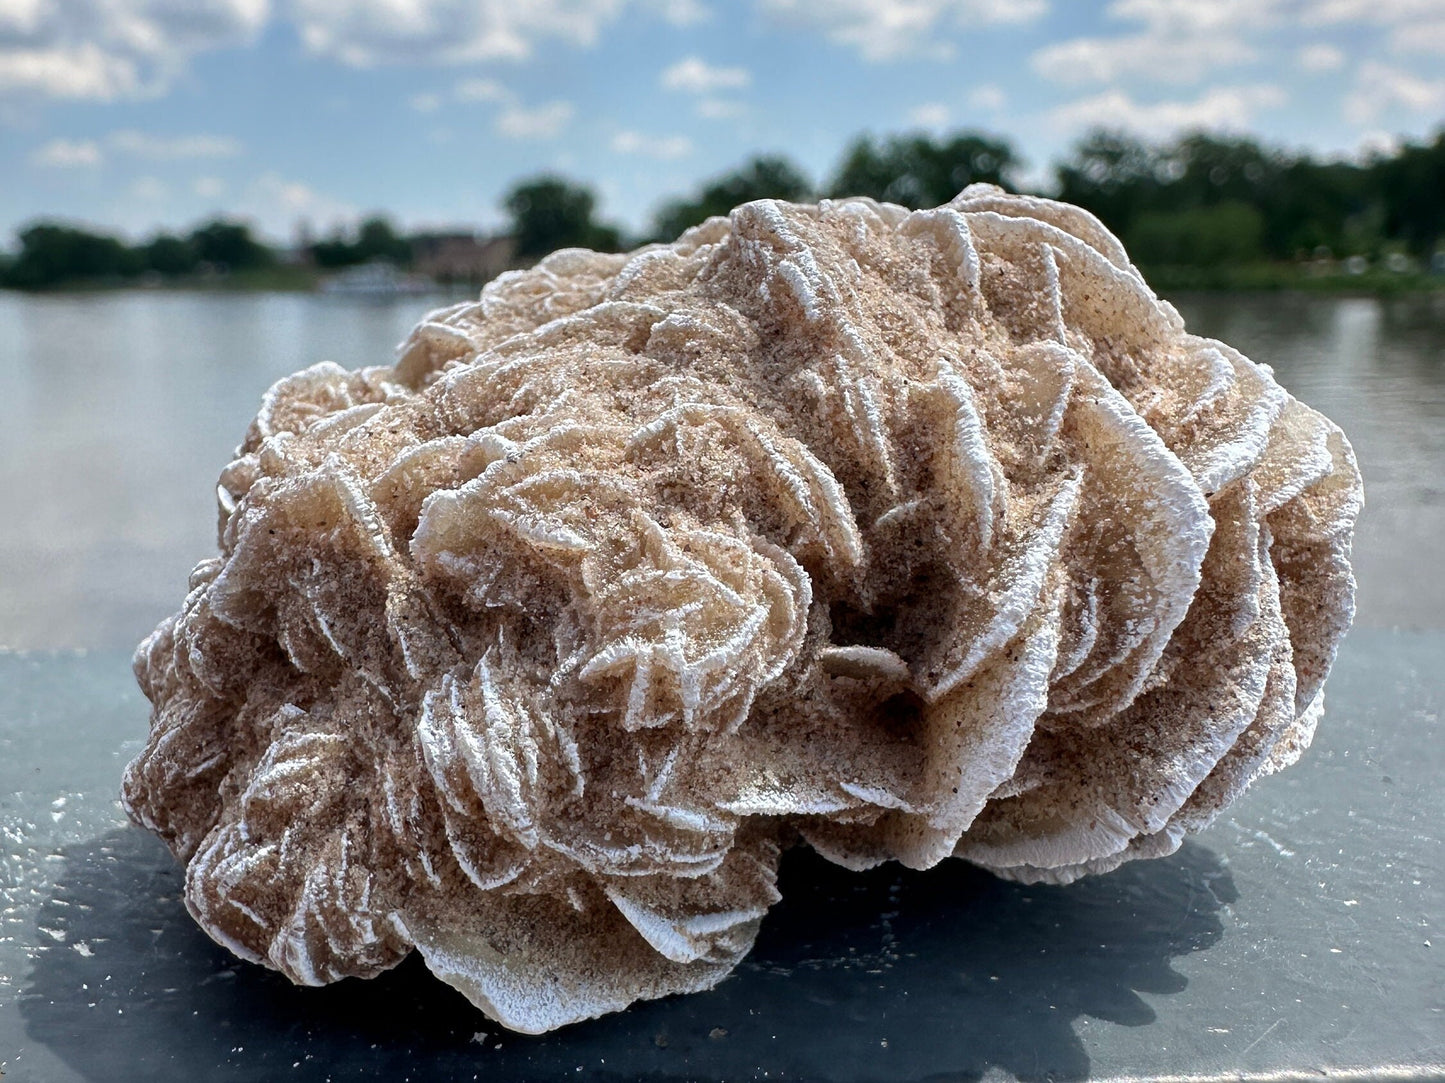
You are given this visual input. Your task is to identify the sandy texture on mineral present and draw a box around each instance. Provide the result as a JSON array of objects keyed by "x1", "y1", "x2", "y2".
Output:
[{"x1": 122, "y1": 185, "x2": 1362, "y2": 1033}]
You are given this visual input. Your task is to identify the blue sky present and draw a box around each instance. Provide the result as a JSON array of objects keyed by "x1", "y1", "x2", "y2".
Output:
[{"x1": 2, "y1": 0, "x2": 1443, "y2": 243}]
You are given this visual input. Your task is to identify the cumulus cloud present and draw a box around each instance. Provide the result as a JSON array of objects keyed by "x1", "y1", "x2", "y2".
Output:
[
  {"x1": 1388, "y1": 20, "x2": 1445, "y2": 54},
  {"x1": 611, "y1": 130, "x2": 693, "y2": 158},
  {"x1": 288, "y1": 0, "x2": 628, "y2": 67},
  {"x1": 194, "y1": 176, "x2": 227, "y2": 198},
  {"x1": 1032, "y1": 33, "x2": 1255, "y2": 85},
  {"x1": 1355, "y1": 129, "x2": 1402, "y2": 158},
  {"x1": 1296, "y1": 43, "x2": 1345, "y2": 71},
  {"x1": 129, "y1": 175, "x2": 168, "y2": 201},
  {"x1": 109, "y1": 130, "x2": 244, "y2": 159},
  {"x1": 1343, "y1": 60, "x2": 1445, "y2": 123},
  {"x1": 908, "y1": 102, "x2": 950, "y2": 128},
  {"x1": 1302, "y1": 0, "x2": 1443, "y2": 24},
  {"x1": 0, "y1": 43, "x2": 142, "y2": 100},
  {"x1": 496, "y1": 99, "x2": 573, "y2": 139},
  {"x1": 642, "y1": 0, "x2": 711, "y2": 24},
  {"x1": 1031, "y1": 0, "x2": 1277, "y2": 86},
  {"x1": 1300, "y1": 0, "x2": 1445, "y2": 55},
  {"x1": 0, "y1": 0, "x2": 267, "y2": 102},
  {"x1": 0, "y1": 1, "x2": 713, "y2": 103},
  {"x1": 756, "y1": 0, "x2": 1048, "y2": 62},
  {"x1": 696, "y1": 97, "x2": 745, "y2": 119},
  {"x1": 968, "y1": 83, "x2": 1007, "y2": 110},
  {"x1": 1033, "y1": 0, "x2": 1445, "y2": 101},
  {"x1": 28, "y1": 137, "x2": 103, "y2": 167},
  {"x1": 454, "y1": 77, "x2": 511, "y2": 102},
  {"x1": 239, "y1": 171, "x2": 356, "y2": 237},
  {"x1": 1050, "y1": 84, "x2": 1287, "y2": 139},
  {"x1": 1107, "y1": 0, "x2": 1283, "y2": 35},
  {"x1": 660, "y1": 56, "x2": 750, "y2": 93}
]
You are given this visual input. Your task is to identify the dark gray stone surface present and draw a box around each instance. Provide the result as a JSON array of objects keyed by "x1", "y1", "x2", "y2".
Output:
[{"x1": 1, "y1": 630, "x2": 1441, "y2": 1082}]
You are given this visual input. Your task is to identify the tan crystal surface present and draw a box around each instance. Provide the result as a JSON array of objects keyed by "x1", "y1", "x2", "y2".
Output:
[{"x1": 121, "y1": 185, "x2": 1363, "y2": 1033}]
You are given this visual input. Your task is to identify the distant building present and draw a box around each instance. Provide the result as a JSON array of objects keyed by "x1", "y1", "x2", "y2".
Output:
[{"x1": 410, "y1": 232, "x2": 515, "y2": 284}]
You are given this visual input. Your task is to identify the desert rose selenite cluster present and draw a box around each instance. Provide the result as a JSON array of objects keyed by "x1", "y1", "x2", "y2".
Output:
[{"x1": 123, "y1": 185, "x2": 1362, "y2": 1033}]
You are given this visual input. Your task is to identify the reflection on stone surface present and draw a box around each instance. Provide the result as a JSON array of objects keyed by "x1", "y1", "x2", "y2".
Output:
[{"x1": 21, "y1": 827, "x2": 1236, "y2": 1082}]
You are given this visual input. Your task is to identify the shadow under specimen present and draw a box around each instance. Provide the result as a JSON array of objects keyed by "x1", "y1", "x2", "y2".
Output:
[{"x1": 20, "y1": 826, "x2": 1236, "y2": 1083}]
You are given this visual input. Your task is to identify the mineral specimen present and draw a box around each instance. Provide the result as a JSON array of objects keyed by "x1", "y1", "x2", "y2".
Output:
[{"x1": 122, "y1": 185, "x2": 1363, "y2": 1033}]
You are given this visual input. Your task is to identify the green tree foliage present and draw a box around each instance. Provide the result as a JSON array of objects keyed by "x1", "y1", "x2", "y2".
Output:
[
  {"x1": 1053, "y1": 130, "x2": 1396, "y2": 265},
  {"x1": 1375, "y1": 132, "x2": 1445, "y2": 256},
  {"x1": 312, "y1": 215, "x2": 413, "y2": 268},
  {"x1": 0, "y1": 217, "x2": 277, "y2": 289},
  {"x1": 1266, "y1": 157, "x2": 1373, "y2": 257},
  {"x1": 504, "y1": 176, "x2": 621, "y2": 260},
  {"x1": 310, "y1": 232, "x2": 354, "y2": 268},
  {"x1": 828, "y1": 132, "x2": 1020, "y2": 207},
  {"x1": 3, "y1": 223, "x2": 140, "y2": 288},
  {"x1": 188, "y1": 219, "x2": 273, "y2": 271},
  {"x1": 1055, "y1": 130, "x2": 1169, "y2": 239},
  {"x1": 650, "y1": 155, "x2": 812, "y2": 241},
  {"x1": 143, "y1": 234, "x2": 198, "y2": 276},
  {"x1": 1127, "y1": 202, "x2": 1265, "y2": 266},
  {"x1": 356, "y1": 216, "x2": 411, "y2": 263}
]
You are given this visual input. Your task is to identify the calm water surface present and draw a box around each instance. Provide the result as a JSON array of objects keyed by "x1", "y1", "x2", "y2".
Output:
[{"x1": 0, "y1": 289, "x2": 1440, "y2": 649}]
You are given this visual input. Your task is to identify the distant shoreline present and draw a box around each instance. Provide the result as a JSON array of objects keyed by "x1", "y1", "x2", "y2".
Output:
[
  {"x1": 0, "y1": 266, "x2": 485, "y2": 297},
  {"x1": 4, "y1": 267, "x2": 1441, "y2": 299}
]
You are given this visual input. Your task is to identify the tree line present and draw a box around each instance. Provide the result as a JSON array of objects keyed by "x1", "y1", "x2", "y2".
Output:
[{"x1": 4, "y1": 127, "x2": 1443, "y2": 290}]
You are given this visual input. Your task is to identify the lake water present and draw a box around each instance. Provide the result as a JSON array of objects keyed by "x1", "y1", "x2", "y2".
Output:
[{"x1": 0, "y1": 288, "x2": 1440, "y2": 650}]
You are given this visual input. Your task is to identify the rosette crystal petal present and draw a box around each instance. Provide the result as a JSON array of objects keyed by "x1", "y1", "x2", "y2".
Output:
[{"x1": 123, "y1": 185, "x2": 1362, "y2": 1031}]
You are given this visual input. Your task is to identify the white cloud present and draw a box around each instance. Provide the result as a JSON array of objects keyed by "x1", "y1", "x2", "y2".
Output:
[
  {"x1": 289, "y1": 0, "x2": 627, "y2": 67},
  {"x1": 108, "y1": 130, "x2": 244, "y2": 159},
  {"x1": 1301, "y1": 0, "x2": 1443, "y2": 24},
  {"x1": 25, "y1": 127, "x2": 241, "y2": 171},
  {"x1": 1031, "y1": 0, "x2": 1277, "y2": 87},
  {"x1": 660, "y1": 56, "x2": 750, "y2": 93},
  {"x1": 0, "y1": 1, "x2": 720, "y2": 103},
  {"x1": 696, "y1": 96, "x2": 745, "y2": 119},
  {"x1": 0, "y1": 43, "x2": 141, "y2": 100},
  {"x1": 0, "y1": 0, "x2": 266, "y2": 102},
  {"x1": 1050, "y1": 83, "x2": 1287, "y2": 139},
  {"x1": 1355, "y1": 129, "x2": 1402, "y2": 158},
  {"x1": 908, "y1": 102, "x2": 950, "y2": 128},
  {"x1": 1032, "y1": 32, "x2": 1255, "y2": 85},
  {"x1": 255, "y1": 173, "x2": 321, "y2": 212},
  {"x1": 611, "y1": 130, "x2": 693, "y2": 158},
  {"x1": 194, "y1": 176, "x2": 227, "y2": 198},
  {"x1": 1034, "y1": 0, "x2": 1445, "y2": 95},
  {"x1": 756, "y1": 0, "x2": 1047, "y2": 62},
  {"x1": 1344, "y1": 60, "x2": 1445, "y2": 123},
  {"x1": 409, "y1": 92, "x2": 441, "y2": 113},
  {"x1": 28, "y1": 137, "x2": 103, "y2": 167},
  {"x1": 495, "y1": 99, "x2": 573, "y2": 139},
  {"x1": 129, "y1": 176, "x2": 168, "y2": 201},
  {"x1": 1107, "y1": 0, "x2": 1282, "y2": 35},
  {"x1": 454, "y1": 76, "x2": 510, "y2": 102},
  {"x1": 239, "y1": 172, "x2": 356, "y2": 237},
  {"x1": 1390, "y1": 20, "x2": 1445, "y2": 54},
  {"x1": 642, "y1": 0, "x2": 710, "y2": 24},
  {"x1": 1301, "y1": 0, "x2": 1445, "y2": 55},
  {"x1": 1296, "y1": 43, "x2": 1346, "y2": 71},
  {"x1": 968, "y1": 83, "x2": 1006, "y2": 110}
]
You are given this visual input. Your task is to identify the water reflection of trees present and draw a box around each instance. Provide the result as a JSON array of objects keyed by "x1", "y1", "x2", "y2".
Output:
[{"x1": 22, "y1": 826, "x2": 1236, "y2": 1082}]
